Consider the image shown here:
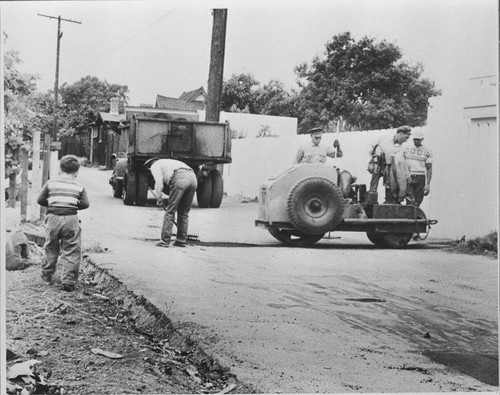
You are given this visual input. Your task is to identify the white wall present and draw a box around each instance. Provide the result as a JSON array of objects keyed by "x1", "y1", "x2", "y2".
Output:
[
  {"x1": 223, "y1": 84, "x2": 498, "y2": 240},
  {"x1": 198, "y1": 110, "x2": 298, "y2": 138}
]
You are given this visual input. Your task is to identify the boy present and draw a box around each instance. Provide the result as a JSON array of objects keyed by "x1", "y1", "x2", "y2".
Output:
[{"x1": 37, "y1": 155, "x2": 90, "y2": 291}]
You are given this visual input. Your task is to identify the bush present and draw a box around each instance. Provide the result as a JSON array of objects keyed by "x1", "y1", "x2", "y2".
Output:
[{"x1": 447, "y1": 232, "x2": 498, "y2": 258}]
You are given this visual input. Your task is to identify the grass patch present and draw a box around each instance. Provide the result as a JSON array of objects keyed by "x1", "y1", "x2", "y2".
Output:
[{"x1": 446, "y1": 232, "x2": 498, "y2": 258}]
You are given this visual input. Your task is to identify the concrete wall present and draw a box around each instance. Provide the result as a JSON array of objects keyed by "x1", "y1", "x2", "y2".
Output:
[
  {"x1": 223, "y1": 82, "x2": 498, "y2": 240},
  {"x1": 197, "y1": 110, "x2": 298, "y2": 138}
]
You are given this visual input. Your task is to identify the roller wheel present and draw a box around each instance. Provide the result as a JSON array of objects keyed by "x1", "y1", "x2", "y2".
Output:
[
  {"x1": 382, "y1": 233, "x2": 412, "y2": 249},
  {"x1": 287, "y1": 177, "x2": 344, "y2": 235},
  {"x1": 268, "y1": 228, "x2": 324, "y2": 246},
  {"x1": 366, "y1": 230, "x2": 388, "y2": 247}
]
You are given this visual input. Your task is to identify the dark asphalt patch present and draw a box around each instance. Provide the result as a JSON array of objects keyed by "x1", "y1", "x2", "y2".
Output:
[
  {"x1": 423, "y1": 351, "x2": 499, "y2": 386},
  {"x1": 387, "y1": 365, "x2": 430, "y2": 374},
  {"x1": 346, "y1": 298, "x2": 386, "y2": 302}
]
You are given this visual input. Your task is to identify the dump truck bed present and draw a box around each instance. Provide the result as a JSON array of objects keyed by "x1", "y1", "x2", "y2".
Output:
[{"x1": 126, "y1": 116, "x2": 232, "y2": 165}]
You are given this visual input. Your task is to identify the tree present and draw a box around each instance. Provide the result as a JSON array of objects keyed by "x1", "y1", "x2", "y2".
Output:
[
  {"x1": 295, "y1": 32, "x2": 440, "y2": 132},
  {"x1": 254, "y1": 80, "x2": 297, "y2": 117},
  {"x1": 221, "y1": 73, "x2": 260, "y2": 113},
  {"x1": 58, "y1": 75, "x2": 129, "y2": 135},
  {"x1": 4, "y1": 46, "x2": 39, "y2": 179}
]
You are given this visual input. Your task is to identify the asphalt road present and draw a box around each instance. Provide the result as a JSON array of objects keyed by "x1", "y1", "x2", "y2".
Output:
[{"x1": 78, "y1": 166, "x2": 498, "y2": 393}]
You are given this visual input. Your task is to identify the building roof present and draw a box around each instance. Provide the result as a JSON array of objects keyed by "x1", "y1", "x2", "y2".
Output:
[
  {"x1": 98, "y1": 112, "x2": 126, "y2": 123},
  {"x1": 178, "y1": 86, "x2": 206, "y2": 102},
  {"x1": 155, "y1": 95, "x2": 205, "y2": 111}
]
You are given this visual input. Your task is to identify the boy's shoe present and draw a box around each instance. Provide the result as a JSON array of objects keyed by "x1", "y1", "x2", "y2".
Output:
[
  {"x1": 156, "y1": 241, "x2": 170, "y2": 248},
  {"x1": 41, "y1": 274, "x2": 53, "y2": 284},
  {"x1": 173, "y1": 241, "x2": 186, "y2": 248},
  {"x1": 62, "y1": 284, "x2": 75, "y2": 292}
]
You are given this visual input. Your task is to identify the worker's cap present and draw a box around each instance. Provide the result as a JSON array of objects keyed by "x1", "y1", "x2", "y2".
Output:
[
  {"x1": 308, "y1": 127, "x2": 324, "y2": 135},
  {"x1": 412, "y1": 129, "x2": 424, "y2": 139},
  {"x1": 144, "y1": 157, "x2": 159, "y2": 168},
  {"x1": 396, "y1": 125, "x2": 412, "y2": 135}
]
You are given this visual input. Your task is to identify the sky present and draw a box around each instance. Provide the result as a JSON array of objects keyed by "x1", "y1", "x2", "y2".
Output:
[{"x1": 1, "y1": 0, "x2": 498, "y2": 106}]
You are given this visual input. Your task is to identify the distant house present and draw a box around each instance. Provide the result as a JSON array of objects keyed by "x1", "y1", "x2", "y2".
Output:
[
  {"x1": 90, "y1": 98, "x2": 126, "y2": 169},
  {"x1": 155, "y1": 86, "x2": 206, "y2": 112},
  {"x1": 157, "y1": 86, "x2": 298, "y2": 138}
]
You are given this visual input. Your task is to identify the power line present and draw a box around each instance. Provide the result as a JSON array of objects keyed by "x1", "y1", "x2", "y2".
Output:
[{"x1": 74, "y1": 9, "x2": 175, "y2": 70}]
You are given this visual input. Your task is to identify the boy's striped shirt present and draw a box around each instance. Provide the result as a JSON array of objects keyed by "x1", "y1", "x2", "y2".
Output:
[{"x1": 38, "y1": 179, "x2": 89, "y2": 215}]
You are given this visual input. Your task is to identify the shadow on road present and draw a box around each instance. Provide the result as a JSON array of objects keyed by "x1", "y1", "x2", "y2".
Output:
[{"x1": 133, "y1": 237, "x2": 447, "y2": 250}]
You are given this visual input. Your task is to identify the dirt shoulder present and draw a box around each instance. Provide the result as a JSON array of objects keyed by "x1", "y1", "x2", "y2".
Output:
[{"x1": 5, "y1": 229, "x2": 255, "y2": 395}]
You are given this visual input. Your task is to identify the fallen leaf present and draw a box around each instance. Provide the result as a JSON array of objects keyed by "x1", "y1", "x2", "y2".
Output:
[
  {"x1": 90, "y1": 348, "x2": 123, "y2": 359},
  {"x1": 92, "y1": 293, "x2": 110, "y2": 300},
  {"x1": 217, "y1": 383, "x2": 237, "y2": 394},
  {"x1": 185, "y1": 365, "x2": 203, "y2": 384}
]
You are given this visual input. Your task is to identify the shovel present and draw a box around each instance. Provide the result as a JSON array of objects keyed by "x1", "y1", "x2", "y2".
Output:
[{"x1": 149, "y1": 188, "x2": 199, "y2": 242}]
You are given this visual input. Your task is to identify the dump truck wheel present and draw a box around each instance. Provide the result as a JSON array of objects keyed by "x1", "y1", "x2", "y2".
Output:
[
  {"x1": 366, "y1": 230, "x2": 388, "y2": 247},
  {"x1": 382, "y1": 233, "x2": 412, "y2": 249},
  {"x1": 287, "y1": 177, "x2": 344, "y2": 235},
  {"x1": 113, "y1": 179, "x2": 123, "y2": 198},
  {"x1": 210, "y1": 170, "x2": 224, "y2": 208},
  {"x1": 136, "y1": 171, "x2": 149, "y2": 206},
  {"x1": 123, "y1": 173, "x2": 136, "y2": 206},
  {"x1": 268, "y1": 228, "x2": 324, "y2": 245},
  {"x1": 197, "y1": 175, "x2": 212, "y2": 208}
]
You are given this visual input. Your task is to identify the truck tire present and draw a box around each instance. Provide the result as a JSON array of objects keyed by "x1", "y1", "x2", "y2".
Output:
[
  {"x1": 287, "y1": 177, "x2": 344, "y2": 235},
  {"x1": 210, "y1": 170, "x2": 224, "y2": 208},
  {"x1": 136, "y1": 170, "x2": 149, "y2": 206},
  {"x1": 113, "y1": 179, "x2": 123, "y2": 198},
  {"x1": 197, "y1": 175, "x2": 212, "y2": 208},
  {"x1": 123, "y1": 172, "x2": 136, "y2": 206},
  {"x1": 268, "y1": 228, "x2": 324, "y2": 245}
]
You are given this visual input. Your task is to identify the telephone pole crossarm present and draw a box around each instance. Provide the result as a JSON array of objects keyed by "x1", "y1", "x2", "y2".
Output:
[{"x1": 37, "y1": 13, "x2": 81, "y2": 24}]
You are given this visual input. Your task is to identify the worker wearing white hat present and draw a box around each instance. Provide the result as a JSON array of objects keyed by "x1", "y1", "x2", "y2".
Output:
[{"x1": 403, "y1": 129, "x2": 433, "y2": 206}]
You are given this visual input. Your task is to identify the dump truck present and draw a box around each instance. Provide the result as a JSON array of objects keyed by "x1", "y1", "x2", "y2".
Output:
[
  {"x1": 255, "y1": 164, "x2": 437, "y2": 248},
  {"x1": 115, "y1": 108, "x2": 232, "y2": 208}
]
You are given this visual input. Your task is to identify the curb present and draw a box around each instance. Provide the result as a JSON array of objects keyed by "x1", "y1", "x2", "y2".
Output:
[{"x1": 21, "y1": 228, "x2": 257, "y2": 393}]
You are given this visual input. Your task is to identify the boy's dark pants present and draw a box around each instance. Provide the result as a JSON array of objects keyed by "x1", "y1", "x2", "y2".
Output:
[{"x1": 42, "y1": 214, "x2": 81, "y2": 286}]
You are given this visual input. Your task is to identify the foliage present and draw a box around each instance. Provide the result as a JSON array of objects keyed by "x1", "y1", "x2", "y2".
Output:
[
  {"x1": 447, "y1": 232, "x2": 498, "y2": 258},
  {"x1": 3, "y1": 47, "x2": 39, "y2": 177},
  {"x1": 294, "y1": 32, "x2": 441, "y2": 132},
  {"x1": 256, "y1": 124, "x2": 278, "y2": 138},
  {"x1": 221, "y1": 74, "x2": 300, "y2": 119},
  {"x1": 221, "y1": 73, "x2": 260, "y2": 113},
  {"x1": 254, "y1": 80, "x2": 297, "y2": 117},
  {"x1": 58, "y1": 75, "x2": 129, "y2": 135}
]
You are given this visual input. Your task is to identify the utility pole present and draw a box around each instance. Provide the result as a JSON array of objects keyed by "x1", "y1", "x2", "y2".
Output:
[
  {"x1": 206, "y1": 9, "x2": 227, "y2": 122},
  {"x1": 38, "y1": 13, "x2": 81, "y2": 217}
]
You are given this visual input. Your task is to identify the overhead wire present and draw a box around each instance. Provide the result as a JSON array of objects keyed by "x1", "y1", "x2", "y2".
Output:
[{"x1": 73, "y1": 9, "x2": 176, "y2": 71}]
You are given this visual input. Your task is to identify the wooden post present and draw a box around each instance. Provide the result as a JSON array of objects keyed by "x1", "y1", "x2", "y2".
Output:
[
  {"x1": 90, "y1": 126, "x2": 94, "y2": 164},
  {"x1": 20, "y1": 148, "x2": 29, "y2": 223},
  {"x1": 37, "y1": 13, "x2": 81, "y2": 217},
  {"x1": 206, "y1": 9, "x2": 227, "y2": 122},
  {"x1": 7, "y1": 172, "x2": 17, "y2": 208},
  {"x1": 40, "y1": 133, "x2": 51, "y2": 218},
  {"x1": 31, "y1": 131, "x2": 42, "y2": 221}
]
